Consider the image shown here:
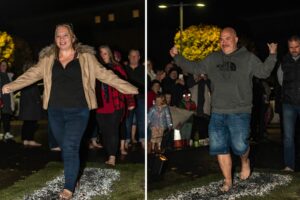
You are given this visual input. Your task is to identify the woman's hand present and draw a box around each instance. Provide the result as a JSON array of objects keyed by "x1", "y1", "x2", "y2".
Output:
[{"x1": 2, "y1": 85, "x2": 11, "y2": 94}]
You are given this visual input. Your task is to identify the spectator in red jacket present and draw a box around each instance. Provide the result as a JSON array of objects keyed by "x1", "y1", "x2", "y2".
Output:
[
  {"x1": 147, "y1": 80, "x2": 161, "y2": 110},
  {"x1": 96, "y1": 45, "x2": 135, "y2": 166}
]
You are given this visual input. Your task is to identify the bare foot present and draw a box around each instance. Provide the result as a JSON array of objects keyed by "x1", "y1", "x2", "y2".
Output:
[
  {"x1": 51, "y1": 147, "x2": 61, "y2": 151},
  {"x1": 59, "y1": 189, "x2": 73, "y2": 200},
  {"x1": 89, "y1": 139, "x2": 103, "y2": 149},
  {"x1": 124, "y1": 142, "x2": 129, "y2": 150},
  {"x1": 23, "y1": 140, "x2": 29, "y2": 146},
  {"x1": 240, "y1": 158, "x2": 251, "y2": 180},
  {"x1": 131, "y1": 139, "x2": 138, "y2": 144},
  {"x1": 220, "y1": 179, "x2": 232, "y2": 192},
  {"x1": 105, "y1": 156, "x2": 116, "y2": 167},
  {"x1": 28, "y1": 141, "x2": 42, "y2": 147},
  {"x1": 120, "y1": 149, "x2": 128, "y2": 155}
]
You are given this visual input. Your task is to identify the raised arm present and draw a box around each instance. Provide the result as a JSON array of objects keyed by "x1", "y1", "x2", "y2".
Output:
[
  {"x1": 252, "y1": 43, "x2": 278, "y2": 78},
  {"x1": 170, "y1": 46, "x2": 206, "y2": 75}
]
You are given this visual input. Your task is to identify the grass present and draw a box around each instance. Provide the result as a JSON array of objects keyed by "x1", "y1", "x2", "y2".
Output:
[
  {"x1": 147, "y1": 168, "x2": 300, "y2": 200},
  {"x1": 0, "y1": 162, "x2": 63, "y2": 200},
  {"x1": 0, "y1": 162, "x2": 145, "y2": 200}
]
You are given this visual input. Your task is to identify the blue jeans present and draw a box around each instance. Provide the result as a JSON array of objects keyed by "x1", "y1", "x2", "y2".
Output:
[
  {"x1": 48, "y1": 123, "x2": 59, "y2": 149},
  {"x1": 126, "y1": 110, "x2": 136, "y2": 141},
  {"x1": 209, "y1": 113, "x2": 250, "y2": 156},
  {"x1": 48, "y1": 107, "x2": 90, "y2": 192},
  {"x1": 125, "y1": 98, "x2": 145, "y2": 142},
  {"x1": 282, "y1": 103, "x2": 300, "y2": 169}
]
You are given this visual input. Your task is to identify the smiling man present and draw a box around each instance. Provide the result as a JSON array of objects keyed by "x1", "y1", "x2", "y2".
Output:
[{"x1": 170, "y1": 27, "x2": 277, "y2": 192}]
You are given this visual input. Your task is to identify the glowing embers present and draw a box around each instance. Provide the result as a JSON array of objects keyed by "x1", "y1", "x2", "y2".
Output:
[
  {"x1": 24, "y1": 168, "x2": 120, "y2": 200},
  {"x1": 160, "y1": 172, "x2": 292, "y2": 200}
]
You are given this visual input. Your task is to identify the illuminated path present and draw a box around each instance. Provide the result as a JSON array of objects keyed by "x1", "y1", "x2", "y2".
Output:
[
  {"x1": 161, "y1": 172, "x2": 292, "y2": 200},
  {"x1": 24, "y1": 168, "x2": 120, "y2": 200}
]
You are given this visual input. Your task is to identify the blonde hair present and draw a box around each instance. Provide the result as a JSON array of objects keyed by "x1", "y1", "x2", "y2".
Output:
[
  {"x1": 54, "y1": 23, "x2": 78, "y2": 50},
  {"x1": 99, "y1": 45, "x2": 118, "y2": 65}
]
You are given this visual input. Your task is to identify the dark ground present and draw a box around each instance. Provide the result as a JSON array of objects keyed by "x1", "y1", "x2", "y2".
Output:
[
  {"x1": 0, "y1": 120, "x2": 144, "y2": 190},
  {"x1": 147, "y1": 123, "x2": 296, "y2": 191},
  {"x1": 0, "y1": 121, "x2": 295, "y2": 193}
]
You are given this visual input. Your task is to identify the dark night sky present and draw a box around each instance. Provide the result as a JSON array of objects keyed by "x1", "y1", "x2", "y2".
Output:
[
  {"x1": 2, "y1": 0, "x2": 300, "y2": 68},
  {"x1": 1, "y1": 0, "x2": 110, "y2": 39},
  {"x1": 1, "y1": 0, "x2": 144, "y2": 60},
  {"x1": 148, "y1": 0, "x2": 300, "y2": 68}
]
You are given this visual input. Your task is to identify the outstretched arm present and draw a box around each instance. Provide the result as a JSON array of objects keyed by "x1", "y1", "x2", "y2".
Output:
[
  {"x1": 91, "y1": 55, "x2": 138, "y2": 95},
  {"x1": 170, "y1": 46, "x2": 207, "y2": 75},
  {"x1": 2, "y1": 62, "x2": 43, "y2": 94}
]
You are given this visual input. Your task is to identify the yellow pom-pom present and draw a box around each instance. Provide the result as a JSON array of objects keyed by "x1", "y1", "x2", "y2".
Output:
[
  {"x1": 0, "y1": 31, "x2": 15, "y2": 65},
  {"x1": 174, "y1": 24, "x2": 221, "y2": 61}
]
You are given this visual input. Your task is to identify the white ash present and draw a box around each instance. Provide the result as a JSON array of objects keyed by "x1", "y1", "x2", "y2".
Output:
[
  {"x1": 23, "y1": 168, "x2": 120, "y2": 200},
  {"x1": 161, "y1": 172, "x2": 292, "y2": 200}
]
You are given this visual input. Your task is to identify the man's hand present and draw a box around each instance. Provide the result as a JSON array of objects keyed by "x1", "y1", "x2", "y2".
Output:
[
  {"x1": 128, "y1": 106, "x2": 135, "y2": 111},
  {"x1": 170, "y1": 46, "x2": 179, "y2": 58},
  {"x1": 267, "y1": 43, "x2": 278, "y2": 54},
  {"x1": 2, "y1": 85, "x2": 11, "y2": 94}
]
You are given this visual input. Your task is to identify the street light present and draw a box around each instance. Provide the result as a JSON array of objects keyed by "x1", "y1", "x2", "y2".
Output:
[{"x1": 158, "y1": 2, "x2": 205, "y2": 54}]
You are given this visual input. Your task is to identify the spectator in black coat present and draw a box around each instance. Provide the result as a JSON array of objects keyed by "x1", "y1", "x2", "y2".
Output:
[
  {"x1": 0, "y1": 60, "x2": 14, "y2": 140},
  {"x1": 19, "y1": 62, "x2": 43, "y2": 147}
]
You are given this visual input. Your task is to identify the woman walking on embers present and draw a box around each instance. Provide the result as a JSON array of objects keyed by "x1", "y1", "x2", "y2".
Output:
[{"x1": 2, "y1": 24, "x2": 138, "y2": 200}]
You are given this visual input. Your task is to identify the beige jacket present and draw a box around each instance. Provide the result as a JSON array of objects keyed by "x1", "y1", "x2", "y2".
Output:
[{"x1": 5, "y1": 44, "x2": 138, "y2": 110}]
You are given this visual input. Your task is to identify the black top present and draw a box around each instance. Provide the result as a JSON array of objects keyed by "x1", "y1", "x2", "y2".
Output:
[
  {"x1": 124, "y1": 64, "x2": 145, "y2": 99},
  {"x1": 0, "y1": 72, "x2": 12, "y2": 114},
  {"x1": 48, "y1": 58, "x2": 88, "y2": 108}
]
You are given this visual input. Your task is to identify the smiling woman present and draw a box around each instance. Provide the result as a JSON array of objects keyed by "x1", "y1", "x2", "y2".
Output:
[{"x1": 1, "y1": 23, "x2": 138, "y2": 200}]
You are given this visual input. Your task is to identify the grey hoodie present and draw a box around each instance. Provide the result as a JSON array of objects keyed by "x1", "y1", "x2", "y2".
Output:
[{"x1": 174, "y1": 47, "x2": 277, "y2": 113}]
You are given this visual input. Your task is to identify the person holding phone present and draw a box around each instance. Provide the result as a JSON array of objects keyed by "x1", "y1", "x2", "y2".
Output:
[{"x1": 161, "y1": 67, "x2": 186, "y2": 107}]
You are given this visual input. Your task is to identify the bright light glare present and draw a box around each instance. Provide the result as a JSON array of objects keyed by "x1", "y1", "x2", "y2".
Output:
[
  {"x1": 196, "y1": 3, "x2": 205, "y2": 7},
  {"x1": 158, "y1": 5, "x2": 168, "y2": 8}
]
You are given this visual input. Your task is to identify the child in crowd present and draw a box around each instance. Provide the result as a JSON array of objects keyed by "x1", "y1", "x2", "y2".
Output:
[
  {"x1": 147, "y1": 80, "x2": 161, "y2": 110},
  {"x1": 165, "y1": 92, "x2": 172, "y2": 106},
  {"x1": 148, "y1": 94, "x2": 173, "y2": 153},
  {"x1": 179, "y1": 89, "x2": 197, "y2": 111}
]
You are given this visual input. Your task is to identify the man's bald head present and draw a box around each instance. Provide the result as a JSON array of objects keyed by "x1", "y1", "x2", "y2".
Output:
[
  {"x1": 220, "y1": 27, "x2": 238, "y2": 55},
  {"x1": 221, "y1": 27, "x2": 237, "y2": 37}
]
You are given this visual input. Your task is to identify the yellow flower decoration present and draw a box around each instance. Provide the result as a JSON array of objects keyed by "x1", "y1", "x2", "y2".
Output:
[
  {"x1": 0, "y1": 31, "x2": 15, "y2": 65},
  {"x1": 174, "y1": 24, "x2": 221, "y2": 61}
]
